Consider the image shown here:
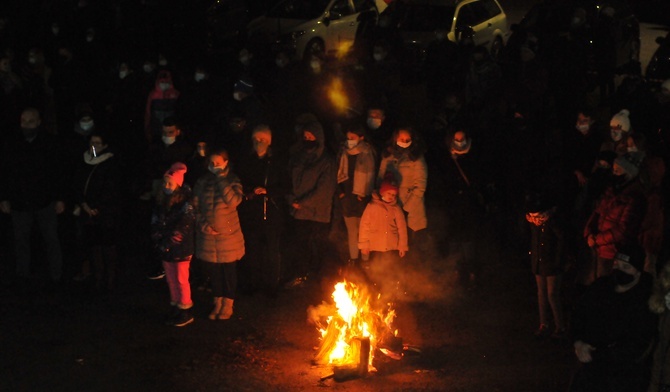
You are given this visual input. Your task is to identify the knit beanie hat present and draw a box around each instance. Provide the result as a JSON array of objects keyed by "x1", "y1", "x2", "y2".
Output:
[
  {"x1": 379, "y1": 173, "x2": 399, "y2": 194},
  {"x1": 610, "y1": 109, "x2": 631, "y2": 132},
  {"x1": 614, "y1": 243, "x2": 645, "y2": 273},
  {"x1": 614, "y1": 154, "x2": 640, "y2": 179},
  {"x1": 164, "y1": 162, "x2": 187, "y2": 187}
]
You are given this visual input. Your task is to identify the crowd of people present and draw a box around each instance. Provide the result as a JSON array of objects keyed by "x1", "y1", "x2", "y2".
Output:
[{"x1": 2, "y1": 0, "x2": 670, "y2": 390}]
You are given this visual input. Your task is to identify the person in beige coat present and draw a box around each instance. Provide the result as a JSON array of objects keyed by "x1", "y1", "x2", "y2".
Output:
[{"x1": 193, "y1": 148, "x2": 245, "y2": 320}]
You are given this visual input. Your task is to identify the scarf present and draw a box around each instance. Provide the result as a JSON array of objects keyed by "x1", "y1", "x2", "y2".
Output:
[{"x1": 337, "y1": 141, "x2": 376, "y2": 197}]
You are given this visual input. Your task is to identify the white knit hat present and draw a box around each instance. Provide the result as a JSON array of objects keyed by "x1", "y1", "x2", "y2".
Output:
[{"x1": 610, "y1": 109, "x2": 631, "y2": 132}]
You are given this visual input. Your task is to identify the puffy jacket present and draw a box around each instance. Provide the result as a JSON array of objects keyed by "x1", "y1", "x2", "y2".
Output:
[
  {"x1": 358, "y1": 192, "x2": 408, "y2": 253},
  {"x1": 193, "y1": 168, "x2": 245, "y2": 263},
  {"x1": 151, "y1": 185, "x2": 195, "y2": 262},
  {"x1": 378, "y1": 152, "x2": 428, "y2": 231}
]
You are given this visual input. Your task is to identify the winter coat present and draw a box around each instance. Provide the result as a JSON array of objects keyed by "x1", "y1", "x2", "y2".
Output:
[
  {"x1": 193, "y1": 168, "x2": 245, "y2": 263},
  {"x1": 584, "y1": 179, "x2": 647, "y2": 259},
  {"x1": 378, "y1": 151, "x2": 428, "y2": 231},
  {"x1": 237, "y1": 148, "x2": 290, "y2": 225},
  {"x1": 358, "y1": 192, "x2": 408, "y2": 253},
  {"x1": 151, "y1": 185, "x2": 195, "y2": 262},
  {"x1": 289, "y1": 121, "x2": 337, "y2": 223},
  {"x1": 528, "y1": 216, "x2": 565, "y2": 276}
]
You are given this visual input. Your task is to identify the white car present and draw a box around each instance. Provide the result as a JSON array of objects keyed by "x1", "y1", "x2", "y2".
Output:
[{"x1": 247, "y1": 0, "x2": 390, "y2": 60}]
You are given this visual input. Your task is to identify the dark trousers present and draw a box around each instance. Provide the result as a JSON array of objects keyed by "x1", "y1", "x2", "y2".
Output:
[
  {"x1": 12, "y1": 203, "x2": 62, "y2": 281},
  {"x1": 292, "y1": 219, "x2": 330, "y2": 278},
  {"x1": 240, "y1": 218, "x2": 282, "y2": 292},
  {"x1": 204, "y1": 261, "x2": 237, "y2": 299}
]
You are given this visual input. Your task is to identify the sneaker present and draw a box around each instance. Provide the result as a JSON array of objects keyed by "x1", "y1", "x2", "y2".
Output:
[
  {"x1": 534, "y1": 324, "x2": 551, "y2": 339},
  {"x1": 147, "y1": 269, "x2": 165, "y2": 280},
  {"x1": 164, "y1": 306, "x2": 181, "y2": 325},
  {"x1": 169, "y1": 309, "x2": 194, "y2": 327}
]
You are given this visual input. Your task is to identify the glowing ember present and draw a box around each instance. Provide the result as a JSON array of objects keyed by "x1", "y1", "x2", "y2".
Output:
[{"x1": 312, "y1": 280, "x2": 397, "y2": 368}]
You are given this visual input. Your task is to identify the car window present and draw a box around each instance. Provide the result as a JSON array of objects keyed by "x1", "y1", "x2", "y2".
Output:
[
  {"x1": 268, "y1": 0, "x2": 330, "y2": 19},
  {"x1": 458, "y1": 2, "x2": 489, "y2": 26},
  {"x1": 396, "y1": 4, "x2": 456, "y2": 32},
  {"x1": 479, "y1": 0, "x2": 502, "y2": 19},
  {"x1": 331, "y1": 0, "x2": 355, "y2": 18}
]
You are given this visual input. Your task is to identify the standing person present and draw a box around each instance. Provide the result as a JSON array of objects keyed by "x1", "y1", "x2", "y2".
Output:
[
  {"x1": 193, "y1": 149, "x2": 245, "y2": 320},
  {"x1": 358, "y1": 174, "x2": 408, "y2": 296},
  {"x1": 648, "y1": 262, "x2": 670, "y2": 391},
  {"x1": 584, "y1": 154, "x2": 647, "y2": 281},
  {"x1": 0, "y1": 108, "x2": 65, "y2": 286},
  {"x1": 602, "y1": 109, "x2": 632, "y2": 157},
  {"x1": 72, "y1": 131, "x2": 121, "y2": 291},
  {"x1": 336, "y1": 122, "x2": 376, "y2": 264},
  {"x1": 568, "y1": 244, "x2": 656, "y2": 392},
  {"x1": 151, "y1": 162, "x2": 195, "y2": 327},
  {"x1": 237, "y1": 125, "x2": 290, "y2": 297},
  {"x1": 287, "y1": 120, "x2": 337, "y2": 284},
  {"x1": 525, "y1": 194, "x2": 566, "y2": 339},
  {"x1": 378, "y1": 127, "x2": 428, "y2": 244},
  {"x1": 144, "y1": 69, "x2": 179, "y2": 145}
]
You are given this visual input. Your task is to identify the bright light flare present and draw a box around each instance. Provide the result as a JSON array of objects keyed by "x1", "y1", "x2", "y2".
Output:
[{"x1": 327, "y1": 77, "x2": 350, "y2": 114}]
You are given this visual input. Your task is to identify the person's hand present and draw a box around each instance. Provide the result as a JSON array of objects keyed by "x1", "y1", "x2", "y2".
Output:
[
  {"x1": 254, "y1": 187, "x2": 267, "y2": 195},
  {"x1": 292, "y1": 202, "x2": 301, "y2": 210},
  {"x1": 171, "y1": 231, "x2": 183, "y2": 243},
  {"x1": 201, "y1": 223, "x2": 219, "y2": 235},
  {"x1": 339, "y1": 193, "x2": 345, "y2": 199},
  {"x1": 587, "y1": 234, "x2": 596, "y2": 248},
  {"x1": 0, "y1": 200, "x2": 10, "y2": 214},
  {"x1": 575, "y1": 170, "x2": 587, "y2": 187},
  {"x1": 361, "y1": 248, "x2": 370, "y2": 256},
  {"x1": 55, "y1": 201, "x2": 65, "y2": 215},
  {"x1": 574, "y1": 340, "x2": 595, "y2": 363},
  {"x1": 82, "y1": 203, "x2": 98, "y2": 217},
  {"x1": 399, "y1": 250, "x2": 406, "y2": 258}
]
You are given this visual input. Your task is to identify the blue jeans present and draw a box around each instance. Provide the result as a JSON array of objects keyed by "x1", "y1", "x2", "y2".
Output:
[{"x1": 12, "y1": 203, "x2": 63, "y2": 281}]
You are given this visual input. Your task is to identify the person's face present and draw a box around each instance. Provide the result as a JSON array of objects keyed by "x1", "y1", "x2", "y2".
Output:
[
  {"x1": 90, "y1": 136, "x2": 106, "y2": 153},
  {"x1": 253, "y1": 132, "x2": 271, "y2": 146},
  {"x1": 397, "y1": 130, "x2": 412, "y2": 144},
  {"x1": 612, "y1": 162, "x2": 626, "y2": 177},
  {"x1": 209, "y1": 154, "x2": 227, "y2": 168},
  {"x1": 346, "y1": 132, "x2": 363, "y2": 143},
  {"x1": 163, "y1": 177, "x2": 179, "y2": 193},
  {"x1": 527, "y1": 211, "x2": 549, "y2": 226},
  {"x1": 576, "y1": 113, "x2": 593, "y2": 127},
  {"x1": 21, "y1": 110, "x2": 41, "y2": 129},
  {"x1": 381, "y1": 189, "x2": 398, "y2": 202},
  {"x1": 368, "y1": 109, "x2": 385, "y2": 122},
  {"x1": 626, "y1": 136, "x2": 636, "y2": 150},
  {"x1": 162, "y1": 125, "x2": 180, "y2": 138},
  {"x1": 453, "y1": 131, "x2": 466, "y2": 144},
  {"x1": 196, "y1": 142, "x2": 207, "y2": 157},
  {"x1": 303, "y1": 131, "x2": 316, "y2": 141}
]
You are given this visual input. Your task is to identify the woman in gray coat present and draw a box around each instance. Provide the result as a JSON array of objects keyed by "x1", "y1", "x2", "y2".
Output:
[{"x1": 193, "y1": 148, "x2": 245, "y2": 320}]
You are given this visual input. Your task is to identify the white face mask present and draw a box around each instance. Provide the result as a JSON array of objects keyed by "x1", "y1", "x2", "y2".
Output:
[
  {"x1": 119, "y1": 70, "x2": 128, "y2": 79},
  {"x1": 373, "y1": 53, "x2": 385, "y2": 62},
  {"x1": 208, "y1": 163, "x2": 226, "y2": 174},
  {"x1": 86, "y1": 35, "x2": 94, "y2": 43},
  {"x1": 239, "y1": 56, "x2": 249, "y2": 66},
  {"x1": 576, "y1": 123, "x2": 590, "y2": 135},
  {"x1": 367, "y1": 117, "x2": 382, "y2": 130},
  {"x1": 310, "y1": 61, "x2": 321, "y2": 73},
  {"x1": 397, "y1": 140, "x2": 412, "y2": 149},
  {"x1": 233, "y1": 91, "x2": 243, "y2": 101},
  {"x1": 52, "y1": 26, "x2": 59, "y2": 35},
  {"x1": 346, "y1": 139, "x2": 359, "y2": 149},
  {"x1": 143, "y1": 64, "x2": 154, "y2": 73},
  {"x1": 159, "y1": 82, "x2": 171, "y2": 91},
  {"x1": 28, "y1": 56, "x2": 36, "y2": 65},
  {"x1": 162, "y1": 135, "x2": 176, "y2": 145},
  {"x1": 194, "y1": 72, "x2": 205, "y2": 82},
  {"x1": 453, "y1": 139, "x2": 467, "y2": 149},
  {"x1": 80, "y1": 120, "x2": 94, "y2": 131},
  {"x1": 627, "y1": 146, "x2": 638, "y2": 153},
  {"x1": 158, "y1": 59, "x2": 168, "y2": 67}
]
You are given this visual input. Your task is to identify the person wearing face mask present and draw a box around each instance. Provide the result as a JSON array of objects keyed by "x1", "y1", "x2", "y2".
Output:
[
  {"x1": 145, "y1": 70, "x2": 180, "y2": 144},
  {"x1": 193, "y1": 149, "x2": 245, "y2": 320},
  {"x1": 71, "y1": 131, "x2": 121, "y2": 292},
  {"x1": 569, "y1": 243, "x2": 655, "y2": 392},
  {"x1": 144, "y1": 117, "x2": 192, "y2": 200},
  {"x1": 1, "y1": 108, "x2": 66, "y2": 286},
  {"x1": 362, "y1": 41, "x2": 400, "y2": 110},
  {"x1": 237, "y1": 125, "x2": 290, "y2": 297},
  {"x1": 151, "y1": 162, "x2": 195, "y2": 326},
  {"x1": 358, "y1": 174, "x2": 408, "y2": 295},
  {"x1": 365, "y1": 105, "x2": 393, "y2": 153},
  {"x1": 336, "y1": 123, "x2": 377, "y2": 265},
  {"x1": 524, "y1": 193, "x2": 566, "y2": 340},
  {"x1": 601, "y1": 109, "x2": 632, "y2": 157},
  {"x1": 285, "y1": 121, "x2": 336, "y2": 286},
  {"x1": 584, "y1": 154, "x2": 646, "y2": 282},
  {"x1": 378, "y1": 127, "x2": 428, "y2": 240},
  {"x1": 230, "y1": 78, "x2": 265, "y2": 134}
]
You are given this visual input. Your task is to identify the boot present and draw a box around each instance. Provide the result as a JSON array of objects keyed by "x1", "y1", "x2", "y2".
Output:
[
  {"x1": 209, "y1": 297, "x2": 223, "y2": 320},
  {"x1": 218, "y1": 298, "x2": 234, "y2": 320}
]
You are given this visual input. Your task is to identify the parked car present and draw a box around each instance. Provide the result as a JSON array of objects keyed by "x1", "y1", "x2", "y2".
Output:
[
  {"x1": 246, "y1": 0, "x2": 390, "y2": 60},
  {"x1": 382, "y1": 0, "x2": 509, "y2": 66},
  {"x1": 646, "y1": 32, "x2": 670, "y2": 86}
]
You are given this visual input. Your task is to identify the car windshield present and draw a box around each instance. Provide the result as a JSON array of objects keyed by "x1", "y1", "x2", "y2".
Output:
[
  {"x1": 396, "y1": 4, "x2": 456, "y2": 32},
  {"x1": 267, "y1": 0, "x2": 331, "y2": 19}
]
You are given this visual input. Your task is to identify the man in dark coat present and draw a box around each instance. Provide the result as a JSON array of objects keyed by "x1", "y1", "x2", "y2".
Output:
[{"x1": 0, "y1": 108, "x2": 65, "y2": 284}]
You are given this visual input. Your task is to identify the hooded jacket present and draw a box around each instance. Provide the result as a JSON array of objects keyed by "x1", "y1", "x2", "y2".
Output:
[
  {"x1": 144, "y1": 70, "x2": 179, "y2": 141},
  {"x1": 358, "y1": 191, "x2": 408, "y2": 253},
  {"x1": 289, "y1": 121, "x2": 337, "y2": 223}
]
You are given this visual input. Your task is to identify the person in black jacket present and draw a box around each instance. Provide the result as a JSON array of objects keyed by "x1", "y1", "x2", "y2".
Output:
[
  {"x1": 568, "y1": 243, "x2": 656, "y2": 392},
  {"x1": 0, "y1": 108, "x2": 65, "y2": 285},
  {"x1": 151, "y1": 162, "x2": 195, "y2": 327}
]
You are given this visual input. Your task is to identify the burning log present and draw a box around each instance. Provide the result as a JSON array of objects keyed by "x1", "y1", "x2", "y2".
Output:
[
  {"x1": 332, "y1": 337, "x2": 370, "y2": 382},
  {"x1": 314, "y1": 317, "x2": 345, "y2": 365}
]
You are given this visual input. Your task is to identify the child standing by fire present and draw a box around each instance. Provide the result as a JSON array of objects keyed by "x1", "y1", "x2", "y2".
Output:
[
  {"x1": 151, "y1": 162, "x2": 196, "y2": 327},
  {"x1": 358, "y1": 175, "x2": 408, "y2": 296}
]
